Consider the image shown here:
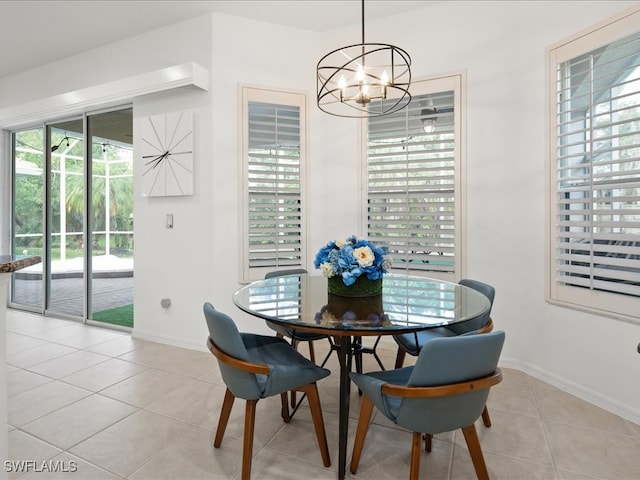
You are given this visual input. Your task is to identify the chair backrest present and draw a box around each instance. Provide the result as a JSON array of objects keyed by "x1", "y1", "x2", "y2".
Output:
[
  {"x1": 395, "y1": 331, "x2": 505, "y2": 433},
  {"x1": 265, "y1": 268, "x2": 308, "y2": 279},
  {"x1": 203, "y1": 302, "x2": 262, "y2": 399},
  {"x1": 447, "y1": 278, "x2": 495, "y2": 334},
  {"x1": 264, "y1": 269, "x2": 308, "y2": 335}
]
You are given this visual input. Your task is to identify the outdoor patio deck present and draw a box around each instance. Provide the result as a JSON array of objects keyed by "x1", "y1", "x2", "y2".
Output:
[{"x1": 11, "y1": 255, "x2": 133, "y2": 319}]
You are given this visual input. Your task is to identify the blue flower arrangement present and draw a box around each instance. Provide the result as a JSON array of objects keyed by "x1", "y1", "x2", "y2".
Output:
[{"x1": 313, "y1": 235, "x2": 391, "y2": 286}]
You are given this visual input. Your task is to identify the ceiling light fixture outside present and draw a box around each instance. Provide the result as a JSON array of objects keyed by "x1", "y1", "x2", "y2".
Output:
[
  {"x1": 420, "y1": 107, "x2": 438, "y2": 133},
  {"x1": 316, "y1": 0, "x2": 412, "y2": 118},
  {"x1": 419, "y1": 98, "x2": 439, "y2": 133},
  {"x1": 51, "y1": 136, "x2": 70, "y2": 152}
]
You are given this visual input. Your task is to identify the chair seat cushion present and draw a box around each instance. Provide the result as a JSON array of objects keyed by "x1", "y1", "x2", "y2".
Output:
[
  {"x1": 351, "y1": 367, "x2": 414, "y2": 421},
  {"x1": 242, "y1": 334, "x2": 330, "y2": 397},
  {"x1": 352, "y1": 365, "x2": 490, "y2": 432},
  {"x1": 393, "y1": 327, "x2": 457, "y2": 356}
]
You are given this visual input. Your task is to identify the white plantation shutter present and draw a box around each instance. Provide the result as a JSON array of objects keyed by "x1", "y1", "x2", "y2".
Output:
[
  {"x1": 366, "y1": 76, "x2": 463, "y2": 280},
  {"x1": 548, "y1": 8, "x2": 640, "y2": 321},
  {"x1": 242, "y1": 88, "x2": 305, "y2": 281}
]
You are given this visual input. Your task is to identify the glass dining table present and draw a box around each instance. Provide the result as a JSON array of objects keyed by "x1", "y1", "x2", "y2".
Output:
[{"x1": 233, "y1": 272, "x2": 491, "y2": 480}]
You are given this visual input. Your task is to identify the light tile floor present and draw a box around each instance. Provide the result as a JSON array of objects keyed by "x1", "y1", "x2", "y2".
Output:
[{"x1": 5, "y1": 309, "x2": 640, "y2": 479}]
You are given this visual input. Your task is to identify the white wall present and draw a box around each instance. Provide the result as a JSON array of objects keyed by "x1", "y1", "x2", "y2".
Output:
[
  {"x1": 1, "y1": 1, "x2": 639, "y2": 423},
  {"x1": 204, "y1": 14, "x2": 319, "y2": 335}
]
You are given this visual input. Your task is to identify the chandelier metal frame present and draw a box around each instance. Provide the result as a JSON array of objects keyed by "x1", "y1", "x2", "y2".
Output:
[{"x1": 316, "y1": 0, "x2": 412, "y2": 118}]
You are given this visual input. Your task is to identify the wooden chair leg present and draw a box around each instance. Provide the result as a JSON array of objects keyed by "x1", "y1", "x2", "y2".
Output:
[
  {"x1": 241, "y1": 399, "x2": 258, "y2": 480},
  {"x1": 280, "y1": 392, "x2": 290, "y2": 423},
  {"x1": 350, "y1": 395, "x2": 374, "y2": 474},
  {"x1": 214, "y1": 388, "x2": 235, "y2": 448},
  {"x1": 394, "y1": 347, "x2": 406, "y2": 369},
  {"x1": 410, "y1": 431, "x2": 422, "y2": 480},
  {"x1": 300, "y1": 383, "x2": 331, "y2": 467},
  {"x1": 424, "y1": 433, "x2": 432, "y2": 452},
  {"x1": 481, "y1": 405, "x2": 491, "y2": 427},
  {"x1": 308, "y1": 341, "x2": 316, "y2": 363},
  {"x1": 461, "y1": 424, "x2": 489, "y2": 480}
]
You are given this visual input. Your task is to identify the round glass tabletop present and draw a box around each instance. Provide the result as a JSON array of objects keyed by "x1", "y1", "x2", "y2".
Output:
[{"x1": 233, "y1": 273, "x2": 491, "y2": 334}]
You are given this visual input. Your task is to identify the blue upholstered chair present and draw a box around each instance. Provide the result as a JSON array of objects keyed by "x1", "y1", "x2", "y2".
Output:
[
  {"x1": 350, "y1": 331, "x2": 505, "y2": 480},
  {"x1": 393, "y1": 279, "x2": 496, "y2": 368},
  {"x1": 264, "y1": 269, "x2": 335, "y2": 408},
  {"x1": 393, "y1": 279, "x2": 496, "y2": 429},
  {"x1": 264, "y1": 269, "x2": 334, "y2": 364},
  {"x1": 204, "y1": 302, "x2": 331, "y2": 480}
]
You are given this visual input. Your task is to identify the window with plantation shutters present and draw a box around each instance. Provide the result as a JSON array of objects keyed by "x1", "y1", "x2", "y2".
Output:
[
  {"x1": 548, "y1": 7, "x2": 640, "y2": 322},
  {"x1": 365, "y1": 75, "x2": 464, "y2": 281},
  {"x1": 241, "y1": 87, "x2": 306, "y2": 282}
]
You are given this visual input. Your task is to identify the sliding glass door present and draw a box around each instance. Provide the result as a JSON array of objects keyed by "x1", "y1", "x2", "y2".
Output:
[
  {"x1": 87, "y1": 109, "x2": 134, "y2": 328},
  {"x1": 48, "y1": 118, "x2": 86, "y2": 318},
  {"x1": 11, "y1": 128, "x2": 44, "y2": 310},
  {"x1": 10, "y1": 108, "x2": 134, "y2": 328}
]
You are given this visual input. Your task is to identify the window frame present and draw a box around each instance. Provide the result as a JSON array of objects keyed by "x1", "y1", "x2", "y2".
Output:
[
  {"x1": 361, "y1": 73, "x2": 466, "y2": 282},
  {"x1": 240, "y1": 85, "x2": 307, "y2": 282},
  {"x1": 546, "y1": 5, "x2": 640, "y2": 323}
]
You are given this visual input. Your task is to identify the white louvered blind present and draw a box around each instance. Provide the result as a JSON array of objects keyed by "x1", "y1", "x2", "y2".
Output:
[
  {"x1": 243, "y1": 90, "x2": 305, "y2": 280},
  {"x1": 367, "y1": 88, "x2": 458, "y2": 278},
  {"x1": 554, "y1": 30, "x2": 640, "y2": 300}
]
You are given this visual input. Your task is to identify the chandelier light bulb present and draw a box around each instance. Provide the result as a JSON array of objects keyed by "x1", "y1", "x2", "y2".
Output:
[
  {"x1": 380, "y1": 70, "x2": 389, "y2": 85},
  {"x1": 339, "y1": 75, "x2": 347, "y2": 100}
]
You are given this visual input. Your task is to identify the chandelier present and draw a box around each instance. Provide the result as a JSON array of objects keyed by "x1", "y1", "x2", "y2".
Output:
[{"x1": 316, "y1": 0, "x2": 412, "y2": 118}]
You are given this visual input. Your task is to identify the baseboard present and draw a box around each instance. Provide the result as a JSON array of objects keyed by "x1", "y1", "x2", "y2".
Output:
[
  {"x1": 131, "y1": 328, "x2": 208, "y2": 353},
  {"x1": 500, "y1": 355, "x2": 640, "y2": 426}
]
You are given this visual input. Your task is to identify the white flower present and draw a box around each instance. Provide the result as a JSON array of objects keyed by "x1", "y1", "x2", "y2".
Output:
[
  {"x1": 320, "y1": 262, "x2": 335, "y2": 277},
  {"x1": 353, "y1": 246, "x2": 374, "y2": 267},
  {"x1": 335, "y1": 238, "x2": 348, "y2": 248}
]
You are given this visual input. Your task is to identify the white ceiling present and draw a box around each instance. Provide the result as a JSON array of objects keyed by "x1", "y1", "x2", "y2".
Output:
[{"x1": 0, "y1": 0, "x2": 437, "y2": 79}]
